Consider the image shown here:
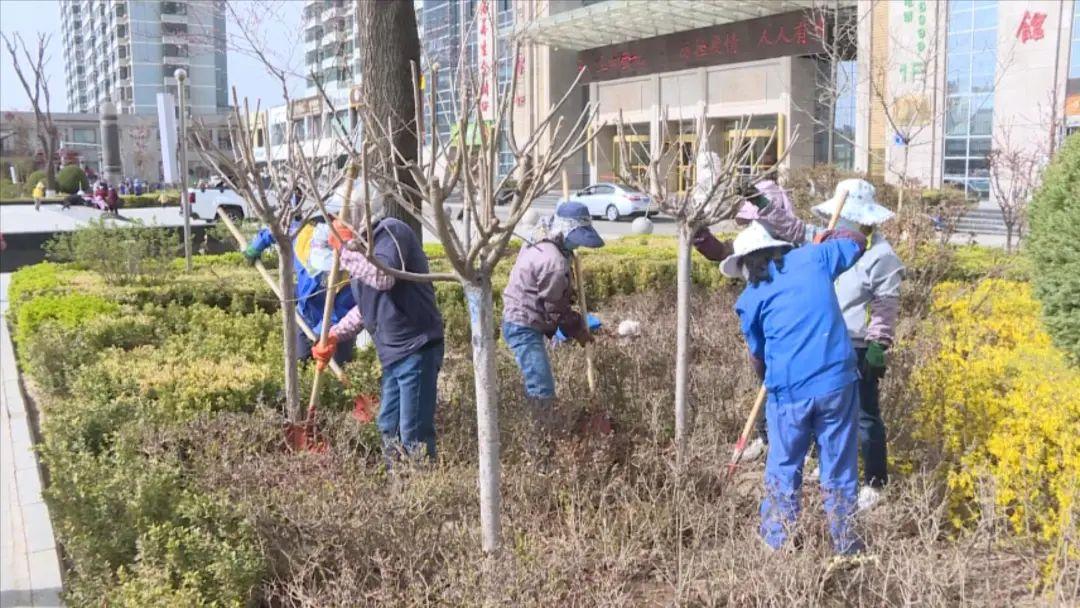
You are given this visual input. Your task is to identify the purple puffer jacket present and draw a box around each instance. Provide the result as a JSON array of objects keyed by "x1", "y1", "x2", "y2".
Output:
[{"x1": 502, "y1": 237, "x2": 585, "y2": 338}]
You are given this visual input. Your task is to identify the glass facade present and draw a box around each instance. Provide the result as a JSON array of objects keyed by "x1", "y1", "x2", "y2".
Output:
[
  {"x1": 420, "y1": 0, "x2": 514, "y2": 177},
  {"x1": 814, "y1": 59, "x2": 857, "y2": 169},
  {"x1": 943, "y1": 0, "x2": 997, "y2": 200}
]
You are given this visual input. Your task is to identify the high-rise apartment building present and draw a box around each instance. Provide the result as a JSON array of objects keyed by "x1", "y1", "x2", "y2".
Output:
[
  {"x1": 302, "y1": 0, "x2": 360, "y2": 96},
  {"x1": 60, "y1": 0, "x2": 229, "y2": 116}
]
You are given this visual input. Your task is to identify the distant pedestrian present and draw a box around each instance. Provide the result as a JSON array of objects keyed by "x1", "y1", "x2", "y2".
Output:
[
  {"x1": 106, "y1": 186, "x2": 120, "y2": 214},
  {"x1": 32, "y1": 180, "x2": 45, "y2": 211}
]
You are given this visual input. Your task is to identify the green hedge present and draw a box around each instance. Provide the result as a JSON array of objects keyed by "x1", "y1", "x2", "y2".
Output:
[{"x1": 1027, "y1": 132, "x2": 1080, "y2": 363}]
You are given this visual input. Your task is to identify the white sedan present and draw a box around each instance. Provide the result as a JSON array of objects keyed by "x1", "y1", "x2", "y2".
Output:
[{"x1": 572, "y1": 182, "x2": 654, "y2": 221}]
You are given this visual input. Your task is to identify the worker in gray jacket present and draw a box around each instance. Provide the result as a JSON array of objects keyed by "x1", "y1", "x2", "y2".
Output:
[
  {"x1": 502, "y1": 201, "x2": 604, "y2": 458},
  {"x1": 748, "y1": 178, "x2": 904, "y2": 512}
]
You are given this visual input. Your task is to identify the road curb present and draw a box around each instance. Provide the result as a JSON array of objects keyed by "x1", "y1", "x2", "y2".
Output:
[{"x1": 1, "y1": 304, "x2": 64, "y2": 607}]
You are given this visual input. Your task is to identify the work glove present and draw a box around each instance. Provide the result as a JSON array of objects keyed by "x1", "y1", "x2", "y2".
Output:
[
  {"x1": 865, "y1": 341, "x2": 887, "y2": 378},
  {"x1": 327, "y1": 220, "x2": 356, "y2": 252},
  {"x1": 242, "y1": 245, "x2": 261, "y2": 266},
  {"x1": 311, "y1": 334, "x2": 339, "y2": 371},
  {"x1": 738, "y1": 184, "x2": 770, "y2": 210},
  {"x1": 575, "y1": 330, "x2": 594, "y2": 347}
]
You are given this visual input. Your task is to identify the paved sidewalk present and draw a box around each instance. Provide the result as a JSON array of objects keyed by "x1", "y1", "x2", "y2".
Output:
[
  {"x1": 0, "y1": 203, "x2": 207, "y2": 235},
  {"x1": 0, "y1": 273, "x2": 64, "y2": 607}
]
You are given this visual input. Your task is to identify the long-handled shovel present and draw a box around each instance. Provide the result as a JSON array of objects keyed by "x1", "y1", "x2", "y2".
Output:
[
  {"x1": 724, "y1": 189, "x2": 850, "y2": 482},
  {"x1": 563, "y1": 171, "x2": 597, "y2": 394},
  {"x1": 218, "y1": 211, "x2": 349, "y2": 385},
  {"x1": 305, "y1": 165, "x2": 361, "y2": 439}
]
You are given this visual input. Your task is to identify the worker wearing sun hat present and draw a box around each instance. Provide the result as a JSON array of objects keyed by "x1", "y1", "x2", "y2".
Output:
[
  {"x1": 244, "y1": 184, "x2": 358, "y2": 366},
  {"x1": 502, "y1": 201, "x2": 604, "y2": 460},
  {"x1": 724, "y1": 219, "x2": 868, "y2": 555},
  {"x1": 751, "y1": 178, "x2": 905, "y2": 512}
]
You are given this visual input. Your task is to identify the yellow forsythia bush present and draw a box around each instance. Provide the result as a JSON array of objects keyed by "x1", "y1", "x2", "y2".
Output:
[{"x1": 913, "y1": 279, "x2": 1080, "y2": 549}]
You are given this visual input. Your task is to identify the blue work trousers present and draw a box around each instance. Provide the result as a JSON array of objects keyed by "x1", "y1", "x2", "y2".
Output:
[
  {"x1": 760, "y1": 381, "x2": 862, "y2": 555},
  {"x1": 502, "y1": 321, "x2": 556, "y2": 399},
  {"x1": 379, "y1": 339, "x2": 444, "y2": 462},
  {"x1": 756, "y1": 348, "x2": 888, "y2": 489}
]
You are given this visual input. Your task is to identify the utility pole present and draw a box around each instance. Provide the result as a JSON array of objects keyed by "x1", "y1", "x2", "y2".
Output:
[{"x1": 175, "y1": 67, "x2": 192, "y2": 271}]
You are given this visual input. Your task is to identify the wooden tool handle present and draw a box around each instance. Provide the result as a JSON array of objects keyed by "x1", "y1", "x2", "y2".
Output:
[{"x1": 563, "y1": 170, "x2": 597, "y2": 394}]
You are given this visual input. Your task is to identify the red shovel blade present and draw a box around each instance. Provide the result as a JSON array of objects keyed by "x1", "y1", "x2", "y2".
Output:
[
  {"x1": 283, "y1": 422, "x2": 328, "y2": 453},
  {"x1": 352, "y1": 394, "x2": 379, "y2": 424}
]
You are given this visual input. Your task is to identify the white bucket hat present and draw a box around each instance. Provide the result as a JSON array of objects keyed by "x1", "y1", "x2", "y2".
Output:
[
  {"x1": 720, "y1": 221, "x2": 794, "y2": 279},
  {"x1": 812, "y1": 178, "x2": 894, "y2": 226}
]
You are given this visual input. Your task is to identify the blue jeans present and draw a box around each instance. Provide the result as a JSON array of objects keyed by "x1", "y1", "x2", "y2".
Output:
[
  {"x1": 379, "y1": 339, "x2": 444, "y2": 460},
  {"x1": 502, "y1": 321, "x2": 556, "y2": 399},
  {"x1": 760, "y1": 381, "x2": 861, "y2": 554}
]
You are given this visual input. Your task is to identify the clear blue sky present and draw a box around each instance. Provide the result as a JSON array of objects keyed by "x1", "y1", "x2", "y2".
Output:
[{"x1": 0, "y1": 0, "x2": 304, "y2": 113}]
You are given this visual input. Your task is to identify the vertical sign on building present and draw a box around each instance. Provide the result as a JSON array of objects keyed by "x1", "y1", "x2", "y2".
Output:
[
  {"x1": 156, "y1": 93, "x2": 179, "y2": 183},
  {"x1": 476, "y1": 0, "x2": 495, "y2": 120}
]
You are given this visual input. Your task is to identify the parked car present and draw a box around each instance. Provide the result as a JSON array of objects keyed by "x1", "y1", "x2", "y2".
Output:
[
  {"x1": 187, "y1": 177, "x2": 250, "y2": 221},
  {"x1": 573, "y1": 182, "x2": 653, "y2": 221}
]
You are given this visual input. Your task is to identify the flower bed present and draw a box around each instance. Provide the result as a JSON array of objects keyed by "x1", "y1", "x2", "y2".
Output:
[{"x1": 9, "y1": 239, "x2": 1070, "y2": 604}]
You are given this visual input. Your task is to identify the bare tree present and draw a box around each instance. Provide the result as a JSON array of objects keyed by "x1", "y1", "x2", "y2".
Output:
[
  {"x1": 192, "y1": 1, "x2": 353, "y2": 425},
  {"x1": 356, "y1": 0, "x2": 423, "y2": 236},
  {"x1": 987, "y1": 132, "x2": 1043, "y2": 252},
  {"x1": 3, "y1": 33, "x2": 59, "y2": 190},
  {"x1": 612, "y1": 108, "x2": 793, "y2": 466},
  {"x1": 314, "y1": 27, "x2": 596, "y2": 549}
]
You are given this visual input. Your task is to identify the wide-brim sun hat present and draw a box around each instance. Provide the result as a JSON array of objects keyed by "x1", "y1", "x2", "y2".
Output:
[
  {"x1": 812, "y1": 178, "x2": 895, "y2": 226},
  {"x1": 557, "y1": 200, "x2": 605, "y2": 248},
  {"x1": 719, "y1": 221, "x2": 793, "y2": 279}
]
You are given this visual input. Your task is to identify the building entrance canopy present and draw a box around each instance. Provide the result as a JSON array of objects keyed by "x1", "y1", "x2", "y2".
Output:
[{"x1": 519, "y1": 0, "x2": 846, "y2": 51}]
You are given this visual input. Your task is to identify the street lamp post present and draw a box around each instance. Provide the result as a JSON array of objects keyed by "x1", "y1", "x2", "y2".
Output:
[{"x1": 175, "y1": 68, "x2": 192, "y2": 271}]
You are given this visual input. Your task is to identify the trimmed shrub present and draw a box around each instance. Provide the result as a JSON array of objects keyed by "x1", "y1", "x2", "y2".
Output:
[
  {"x1": 56, "y1": 165, "x2": 89, "y2": 194},
  {"x1": 26, "y1": 169, "x2": 46, "y2": 192},
  {"x1": 1026, "y1": 132, "x2": 1080, "y2": 363},
  {"x1": 913, "y1": 279, "x2": 1080, "y2": 555},
  {"x1": 13, "y1": 293, "x2": 118, "y2": 348}
]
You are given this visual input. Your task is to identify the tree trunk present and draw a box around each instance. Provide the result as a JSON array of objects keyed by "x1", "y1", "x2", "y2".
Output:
[
  {"x1": 1005, "y1": 223, "x2": 1014, "y2": 253},
  {"x1": 45, "y1": 135, "x2": 57, "y2": 190},
  {"x1": 463, "y1": 279, "x2": 502, "y2": 553},
  {"x1": 357, "y1": 0, "x2": 422, "y2": 238},
  {"x1": 278, "y1": 239, "x2": 302, "y2": 422},
  {"x1": 674, "y1": 224, "x2": 692, "y2": 466}
]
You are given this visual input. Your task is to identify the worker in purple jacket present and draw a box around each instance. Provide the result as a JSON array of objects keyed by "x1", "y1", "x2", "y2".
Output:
[
  {"x1": 501, "y1": 201, "x2": 604, "y2": 458},
  {"x1": 312, "y1": 183, "x2": 444, "y2": 467}
]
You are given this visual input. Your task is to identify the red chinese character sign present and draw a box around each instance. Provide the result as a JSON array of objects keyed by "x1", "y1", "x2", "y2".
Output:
[
  {"x1": 1015, "y1": 11, "x2": 1046, "y2": 44},
  {"x1": 477, "y1": 0, "x2": 496, "y2": 119},
  {"x1": 577, "y1": 10, "x2": 826, "y2": 84}
]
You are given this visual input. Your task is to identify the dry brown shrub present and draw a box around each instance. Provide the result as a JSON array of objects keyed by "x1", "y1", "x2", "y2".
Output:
[{"x1": 149, "y1": 288, "x2": 1074, "y2": 606}]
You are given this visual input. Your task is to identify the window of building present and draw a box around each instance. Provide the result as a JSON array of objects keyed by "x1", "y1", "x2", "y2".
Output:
[
  {"x1": 72, "y1": 128, "x2": 98, "y2": 144},
  {"x1": 943, "y1": 0, "x2": 997, "y2": 200},
  {"x1": 271, "y1": 123, "x2": 285, "y2": 146}
]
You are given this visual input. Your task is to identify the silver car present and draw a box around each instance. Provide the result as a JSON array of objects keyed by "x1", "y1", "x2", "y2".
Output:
[{"x1": 574, "y1": 182, "x2": 653, "y2": 221}]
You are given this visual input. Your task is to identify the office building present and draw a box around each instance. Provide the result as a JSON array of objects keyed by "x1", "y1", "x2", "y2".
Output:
[{"x1": 518, "y1": 0, "x2": 1079, "y2": 207}]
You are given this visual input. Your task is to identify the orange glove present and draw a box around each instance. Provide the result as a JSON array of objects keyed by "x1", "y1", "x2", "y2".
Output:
[
  {"x1": 311, "y1": 334, "x2": 339, "y2": 371},
  {"x1": 327, "y1": 220, "x2": 356, "y2": 252}
]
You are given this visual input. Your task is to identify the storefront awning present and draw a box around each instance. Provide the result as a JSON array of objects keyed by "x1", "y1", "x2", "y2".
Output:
[{"x1": 519, "y1": 0, "x2": 851, "y2": 51}]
